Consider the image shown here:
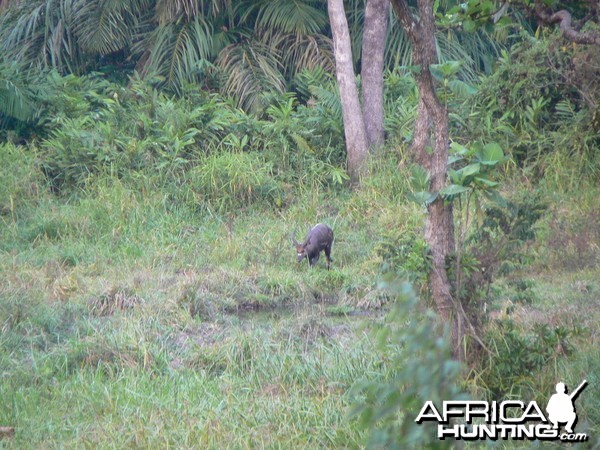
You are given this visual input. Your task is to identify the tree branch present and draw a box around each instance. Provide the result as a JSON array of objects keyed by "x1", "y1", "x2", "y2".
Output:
[{"x1": 535, "y1": 2, "x2": 600, "y2": 45}]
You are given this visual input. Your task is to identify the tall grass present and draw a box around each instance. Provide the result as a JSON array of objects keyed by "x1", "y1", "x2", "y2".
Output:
[{"x1": 0, "y1": 304, "x2": 381, "y2": 448}]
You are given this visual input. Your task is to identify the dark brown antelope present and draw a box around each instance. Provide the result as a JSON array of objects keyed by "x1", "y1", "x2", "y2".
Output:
[{"x1": 291, "y1": 223, "x2": 334, "y2": 269}]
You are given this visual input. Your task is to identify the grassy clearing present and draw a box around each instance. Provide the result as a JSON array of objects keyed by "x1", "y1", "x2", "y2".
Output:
[
  {"x1": 1, "y1": 145, "x2": 599, "y2": 447},
  {"x1": 0, "y1": 307, "x2": 380, "y2": 448},
  {"x1": 0, "y1": 148, "x2": 403, "y2": 447}
]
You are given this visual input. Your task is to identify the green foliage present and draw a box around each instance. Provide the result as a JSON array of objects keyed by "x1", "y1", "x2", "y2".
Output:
[
  {"x1": 349, "y1": 277, "x2": 465, "y2": 449},
  {"x1": 383, "y1": 70, "x2": 418, "y2": 144},
  {"x1": 492, "y1": 278, "x2": 538, "y2": 305},
  {"x1": 134, "y1": 19, "x2": 215, "y2": 93},
  {"x1": 25, "y1": 72, "x2": 346, "y2": 197},
  {"x1": 0, "y1": 0, "x2": 334, "y2": 110},
  {"x1": 0, "y1": 62, "x2": 38, "y2": 125},
  {"x1": 443, "y1": 140, "x2": 508, "y2": 202},
  {"x1": 185, "y1": 151, "x2": 282, "y2": 212},
  {"x1": 0, "y1": 143, "x2": 45, "y2": 221},
  {"x1": 1, "y1": 6, "x2": 599, "y2": 446},
  {"x1": 459, "y1": 29, "x2": 600, "y2": 184},
  {"x1": 481, "y1": 320, "x2": 574, "y2": 399},
  {"x1": 375, "y1": 231, "x2": 430, "y2": 285},
  {"x1": 450, "y1": 190, "x2": 548, "y2": 327},
  {"x1": 466, "y1": 190, "x2": 548, "y2": 275}
]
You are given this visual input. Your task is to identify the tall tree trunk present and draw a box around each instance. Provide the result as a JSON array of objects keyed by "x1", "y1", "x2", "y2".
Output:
[
  {"x1": 361, "y1": 0, "x2": 389, "y2": 149},
  {"x1": 390, "y1": 0, "x2": 464, "y2": 360},
  {"x1": 411, "y1": 97, "x2": 432, "y2": 168},
  {"x1": 327, "y1": 0, "x2": 369, "y2": 183}
]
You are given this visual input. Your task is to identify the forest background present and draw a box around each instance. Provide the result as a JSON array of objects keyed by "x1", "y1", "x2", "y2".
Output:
[{"x1": 0, "y1": 0, "x2": 599, "y2": 447}]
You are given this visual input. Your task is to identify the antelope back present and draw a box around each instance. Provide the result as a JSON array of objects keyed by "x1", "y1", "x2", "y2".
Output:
[{"x1": 291, "y1": 223, "x2": 334, "y2": 265}]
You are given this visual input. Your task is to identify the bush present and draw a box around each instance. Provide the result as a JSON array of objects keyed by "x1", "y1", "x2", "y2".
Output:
[
  {"x1": 480, "y1": 320, "x2": 573, "y2": 400},
  {"x1": 349, "y1": 276, "x2": 465, "y2": 449},
  {"x1": 458, "y1": 29, "x2": 600, "y2": 183},
  {"x1": 0, "y1": 143, "x2": 45, "y2": 219},
  {"x1": 183, "y1": 151, "x2": 283, "y2": 212}
]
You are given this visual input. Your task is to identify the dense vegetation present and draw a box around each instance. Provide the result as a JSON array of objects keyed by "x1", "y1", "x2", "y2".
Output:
[{"x1": 1, "y1": 0, "x2": 599, "y2": 448}]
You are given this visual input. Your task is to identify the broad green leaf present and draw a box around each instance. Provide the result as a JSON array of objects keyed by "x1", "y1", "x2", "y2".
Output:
[
  {"x1": 448, "y1": 79, "x2": 477, "y2": 98},
  {"x1": 440, "y1": 184, "x2": 470, "y2": 197},
  {"x1": 456, "y1": 163, "x2": 481, "y2": 182},
  {"x1": 450, "y1": 141, "x2": 470, "y2": 156},
  {"x1": 447, "y1": 154, "x2": 464, "y2": 166},
  {"x1": 429, "y1": 61, "x2": 462, "y2": 80},
  {"x1": 407, "y1": 191, "x2": 438, "y2": 206},
  {"x1": 477, "y1": 142, "x2": 507, "y2": 165},
  {"x1": 474, "y1": 177, "x2": 499, "y2": 188},
  {"x1": 448, "y1": 168, "x2": 460, "y2": 184}
]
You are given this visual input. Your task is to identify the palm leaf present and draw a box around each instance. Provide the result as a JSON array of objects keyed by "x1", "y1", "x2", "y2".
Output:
[
  {"x1": 249, "y1": 0, "x2": 328, "y2": 35},
  {"x1": 73, "y1": 0, "x2": 131, "y2": 54},
  {"x1": 135, "y1": 18, "x2": 214, "y2": 92},
  {"x1": 0, "y1": 0, "x2": 85, "y2": 72},
  {"x1": 0, "y1": 62, "x2": 37, "y2": 123},
  {"x1": 155, "y1": 0, "x2": 199, "y2": 23},
  {"x1": 73, "y1": 0, "x2": 153, "y2": 55},
  {"x1": 216, "y1": 38, "x2": 286, "y2": 113}
]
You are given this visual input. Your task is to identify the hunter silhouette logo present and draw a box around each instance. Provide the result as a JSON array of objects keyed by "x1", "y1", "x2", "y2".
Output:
[
  {"x1": 415, "y1": 380, "x2": 589, "y2": 442},
  {"x1": 546, "y1": 380, "x2": 587, "y2": 434}
]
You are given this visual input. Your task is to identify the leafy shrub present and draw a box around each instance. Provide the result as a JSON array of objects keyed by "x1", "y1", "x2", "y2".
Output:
[
  {"x1": 38, "y1": 75, "x2": 238, "y2": 191},
  {"x1": 32, "y1": 72, "x2": 349, "y2": 196},
  {"x1": 349, "y1": 277, "x2": 465, "y2": 449},
  {"x1": 466, "y1": 190, "x2": 547, "y2": 275},
  {"x1": 0, "y1": 143, "x2": 44, "y2": 219},
  {"x1": 257, "y1": 92, "x2": 348, "y2": 190},
  {"x1": 481, "y1": 320, "x2": 573, "y2": 399},
  {"x1": 375, "y1": 230, "x2": 429, "y2": 285},
  {"x1": 184, "y1": 151, "x2": 283, "y2": 212},
  {"x1": 448, "y1": 190, "x2": 548, "y2": 329},
  {"x1": 459, "y1": 29, "x2": 600, "y2": 183}
]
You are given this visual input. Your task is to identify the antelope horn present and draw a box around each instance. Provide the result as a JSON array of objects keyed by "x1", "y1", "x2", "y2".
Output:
[{"x1": 290, "y1": 227, "x2": 299, "y2": 246}]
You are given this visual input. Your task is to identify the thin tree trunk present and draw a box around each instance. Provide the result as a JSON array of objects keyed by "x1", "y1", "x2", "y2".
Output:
[
  {"x1": 361, "y1": 0, "x2": 389, "y2": 149},
  {"x1": 327, "y1": 0, "x2": 369, "y2": 183},
  {"x1": 390, "y1": 0, "x2": 464, "y2": 360}
]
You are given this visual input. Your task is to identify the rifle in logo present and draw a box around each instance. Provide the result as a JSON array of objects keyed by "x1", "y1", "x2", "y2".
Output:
[{"x1": 546, "y1": 379, "x2": 587, "y2": 434}]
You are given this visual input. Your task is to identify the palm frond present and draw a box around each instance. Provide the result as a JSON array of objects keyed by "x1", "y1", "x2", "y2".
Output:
[
  {"x1": 385, "y1": 13, "x2": 505, "y2": 82},
  {"x1": 0, "y1": 1, "x2": 45, "y2": 62},
  {"x1": 0, "y1": 62, "x2": 37, "y2": 123},
  {"x1": 309, "y1": 83, "x2": 342, "y2": 119},
  {"x1": 262, "y1": 30, "x2": 334, "y2": 79},
  {"x1": 73, "y1": 0, "x2": 144, "y2": 55},
  {"x1": 0, "y1": 0, "x2": 85, "y2": 72},
  {"x1": 136, "y1": 18, "x2": 214, "y2": 93},
  {"x1": 155, "y1": 0, "x2": 199, "y2": 24},
  {"x1": 217, "y1": 39, "x2": 286, "y2": 113},
  {"x1": 249, "y1": 0, "x2": 328, "y2": 35}
]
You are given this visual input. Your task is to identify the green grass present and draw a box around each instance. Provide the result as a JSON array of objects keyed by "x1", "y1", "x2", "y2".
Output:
[
  {"x1": 1, "y1": 144, "x2": 599, "y2": 448},
  {"x1": 0, "y1": 313, "x2": 378, "y2": 448}
]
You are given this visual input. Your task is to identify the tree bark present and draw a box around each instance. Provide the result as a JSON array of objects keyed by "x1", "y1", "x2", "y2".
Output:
[
  {"x1": 361, "y1": 0, "x2": 389, "y2": 149},
  {"x1": 327, "y1": 0, "x2": 369, "y2": 183},
  {"x1": 411, "y1": 97, "x2": 433, "y2": 168},
  {"x1": 390, "y1": 0, "x2": 464, "y2": 360}
]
